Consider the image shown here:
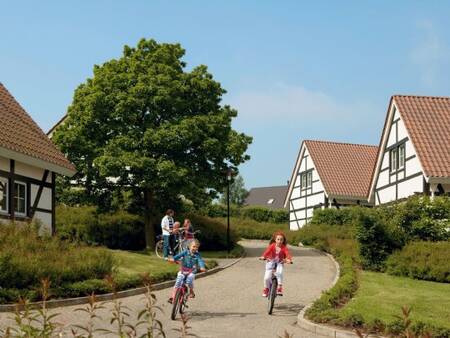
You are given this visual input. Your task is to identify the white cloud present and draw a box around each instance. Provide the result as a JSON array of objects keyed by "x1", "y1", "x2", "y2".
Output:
[
  {"x1": 227, "y1": 83, "x2": 376, "y2": 128},
  {"x1": 410, "y1": 20, "x2": 449, "y2": 87}
]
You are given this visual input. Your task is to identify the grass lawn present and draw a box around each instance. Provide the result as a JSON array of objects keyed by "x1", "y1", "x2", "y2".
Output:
[
  {"x1": 111, "y1": 250, "x2": 219, "y2": 278},
  {"x1": 338, "y1": 271, "x2": 450, "y2": 330}
]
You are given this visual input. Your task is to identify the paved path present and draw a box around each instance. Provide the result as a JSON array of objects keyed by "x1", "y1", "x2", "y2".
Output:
[{"x1": 0, "y1": 240, "x2": 336, "y2": 337}]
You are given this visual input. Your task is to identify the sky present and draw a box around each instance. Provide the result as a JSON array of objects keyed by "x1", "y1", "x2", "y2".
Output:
[{"x1": 1, "y1": 1, "x2": 450, "y2": 189}]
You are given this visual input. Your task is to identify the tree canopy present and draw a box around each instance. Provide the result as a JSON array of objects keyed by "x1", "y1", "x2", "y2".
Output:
[{"x1": 53, "y1": 38, "x2": 252, "y2": 247}]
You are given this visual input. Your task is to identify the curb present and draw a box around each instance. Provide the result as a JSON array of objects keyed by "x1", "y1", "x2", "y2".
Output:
[
  {"x1": 296, "y1": 250, "x2": 379, "y2": 338},
  {"x1": 0, "y1": 254, "x2": 245, "y2": 313}
]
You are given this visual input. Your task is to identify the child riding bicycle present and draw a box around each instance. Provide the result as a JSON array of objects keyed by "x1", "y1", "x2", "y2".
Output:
[
  {"x1": 259, "y1": 231, "x2": 292, "y2": 297},
  {"x1": 168, "y1": 239, "x2": 206, "y2": 303}
]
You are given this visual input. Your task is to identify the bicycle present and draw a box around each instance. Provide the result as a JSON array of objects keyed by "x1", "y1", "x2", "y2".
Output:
[
  {"x1": 260, "y1": 258, "x2": 293, "y2": 315},
  {"x1": 170, "y1": 271, "x2": 191, "y2": 320},
  {"x1": 155, "y1": 230, "x2": 200, "y2": 259},
  {"x1": 169, "y1": 259, "x2": 205, "y2": 320}
]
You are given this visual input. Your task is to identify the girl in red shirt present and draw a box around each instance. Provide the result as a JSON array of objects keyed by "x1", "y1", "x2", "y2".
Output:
[{"x1": 259, "y1": 231, "x2": 292, "y2": 297}]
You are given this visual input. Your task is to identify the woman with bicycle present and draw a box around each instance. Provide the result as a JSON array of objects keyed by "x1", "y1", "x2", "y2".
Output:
[
  {"x1": 259, "y1": 231, "x2": 292, "y2": 297},
  {"x1": 168, "y1": 239, "x2": 206, "y2": 304}
]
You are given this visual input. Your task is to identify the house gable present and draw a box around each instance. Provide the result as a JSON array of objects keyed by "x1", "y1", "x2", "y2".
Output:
[
  {"x1": 368, "y1": 95, "x2": 450, "y2": 204},
  {"x1": 285, "y1": 142, "x2": 326, "y2": 229}
]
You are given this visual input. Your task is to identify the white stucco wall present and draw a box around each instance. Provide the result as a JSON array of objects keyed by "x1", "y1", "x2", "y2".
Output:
[
  {"x1": 0, "y1": 156, "x2": 53, "y2": 235},
  {"x1": 288, "y1": 146, "x2": 327, "y2": 230},
  {"x1": 374, "y1": 105, "x2": 425, "y2": 205}
]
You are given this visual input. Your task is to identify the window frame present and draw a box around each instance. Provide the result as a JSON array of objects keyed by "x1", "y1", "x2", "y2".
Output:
[
  {"x1": 398, "y1": 143, "x2": 405, "y2": 169},
  {"x1": 390, "y1": 148, "x2": 398, "y2": 172},
  {"x1": 13, "y1": 181, "x2": 27, "y2": 217},
  {"x1": 389, "y1": 143, "x2": 406, "y2": 172},
  {"x1": 0, "y1": 178, "x2": 8, "y2": 214},
  {"x1": 300, "y1": 170, "x2": 313, "y2": 189},
  {"x1": 307, "y1": 171, "x2": 312, "y2": 187}
]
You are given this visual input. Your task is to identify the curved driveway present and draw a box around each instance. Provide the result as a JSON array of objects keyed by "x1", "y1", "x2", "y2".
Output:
[{"x1": 0, "y1": 240, "x2": 336, "y2": 337}]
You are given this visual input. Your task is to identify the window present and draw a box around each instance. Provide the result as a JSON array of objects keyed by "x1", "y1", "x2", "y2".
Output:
[
  {"x1": 398, "y1": 144, "x2": 405, "y2": 168},
  {"x1": 267, "y1": 198, "x2": 274, "y2": 205},
  {"x1": 14, "y1": 182, "x2": 26, "y2": 216},
  {"x1": 300, "y1": 171, "x2": 313, "y2": 188},
  {"x1": 390, "y1": 143, "x2": 406, "y2": 172},
  {"x1": 390, "y1": 148, "x2": 397, "y2": 171},
  {"x1": 0, "y1": 179, "x2": 7, "y2": 213},
  {"x1": 307, "y1": 171, "x2": 312, "y2": 187},
  {"x1": 301, "y1": 173, "x2": 307, "y2": 188}
]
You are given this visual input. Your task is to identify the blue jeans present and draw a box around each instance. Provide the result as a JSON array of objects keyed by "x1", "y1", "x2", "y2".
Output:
[{"x1": 163, "y1": 235, "x2": 170, "y2": 258}]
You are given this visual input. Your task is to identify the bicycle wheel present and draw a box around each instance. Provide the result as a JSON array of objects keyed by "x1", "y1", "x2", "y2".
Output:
[
  {"x1": 155, "y1": 240, "x2": 164, "y2": 259},
  {"x1": 171, "y1": 288, "x2": 183, "y2": 320},
  {"x1": 267, "y1": 277, "x2": 277, "y2": 315},
  {"x1": 179, "y1": 286, "x2": 189, "y2": 314}
]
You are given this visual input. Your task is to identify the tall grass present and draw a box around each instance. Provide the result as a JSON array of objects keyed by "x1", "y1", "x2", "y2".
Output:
[{"x1": 0, "y1": 223, "x2": 114, "y2": 301}]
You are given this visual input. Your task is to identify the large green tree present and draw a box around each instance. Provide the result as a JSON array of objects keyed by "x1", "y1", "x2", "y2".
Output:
[{"x1": 54, "y1": 39, "x2": 252, "y2": 248}]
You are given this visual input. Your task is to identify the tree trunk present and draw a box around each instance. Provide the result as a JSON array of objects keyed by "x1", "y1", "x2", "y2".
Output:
[{"x1": 143, "y1": 188, "x2": 156, "y2": 249}]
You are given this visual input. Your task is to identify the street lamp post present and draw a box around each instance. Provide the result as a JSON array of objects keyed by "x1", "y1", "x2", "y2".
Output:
[{"x1": 226, "y1": 167, "x2": 232, "y2": 255}]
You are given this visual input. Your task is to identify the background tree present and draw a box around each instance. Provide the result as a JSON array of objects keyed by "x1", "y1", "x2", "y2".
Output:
[
  {"x1": 220, "y1": 174, "x2": 249, "y2": 206},
  {"x1": 53, "y1": 38, "x2": 252, "y2": 248}
]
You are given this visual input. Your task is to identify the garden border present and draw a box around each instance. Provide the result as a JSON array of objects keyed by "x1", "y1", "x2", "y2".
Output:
[
  {"x1": 0, "y1": 254, "x2": 245, "y2": 312},
  {"x1": 296, "y1": 250, "x2": 381, "y2": 338}
]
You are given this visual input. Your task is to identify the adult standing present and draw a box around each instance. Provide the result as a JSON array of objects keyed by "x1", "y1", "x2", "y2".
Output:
[{"x1": 161, "y1": 209, "x2": 175, "y2": 259}]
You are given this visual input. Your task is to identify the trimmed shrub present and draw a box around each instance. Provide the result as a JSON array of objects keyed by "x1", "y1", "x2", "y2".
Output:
[
  {"x1": 199, "y1": 203, "x2": 240, "y2": 218},
  {"x1": 310, "y1": 207, "x2": 362, "y2": 226},
  {"x1": 386, "y1": 241, "x2": 450, "y2": 282},
  {"x1": 355, "y1": 209, "x2": 398, "y2": 271},
  {"x1": 57, "y1": 205, "x2": 145, "y2": 250},
  {"x1": 380, "y1": 196, "x2": 450, "y2": 243},
  {"x1": 239, "y1": 206, "x2": 288, "y2": 223},
  {"x1": 218, "y1": 217, "x2": 288, "y2": 240},
  {"x1": 186, "y1": 214, "x2": 238, "y2": 251},
  {"x1": 88, "y1": 211, "x2": 145, "y2": 250},
  {"x1": 199, "y1": 204, "x2": 288, "y2": 223}
]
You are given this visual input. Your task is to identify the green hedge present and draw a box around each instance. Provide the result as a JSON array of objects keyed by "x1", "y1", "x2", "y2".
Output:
[
  {"x1": 57, "y1": 205, "x2": 146, "y2": 250},
  {"x1": 216, "y1": 217, "x2": 288, "y2": 240},
  {"x1": 184, "y1": 214, "x2": 238, "y2": 251},
  {"x1": 386, "y1": 241, "x2": 450, "y2": 283},
  {"x1": 311, "y1": 196, "x2": 450, "y2": 271},
  {"x1": 199, "y1": 204, "x2": 288, "y2": 223}
]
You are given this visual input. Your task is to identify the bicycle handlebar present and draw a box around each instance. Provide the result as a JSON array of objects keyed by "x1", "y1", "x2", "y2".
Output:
[{"x1": 259, "y1": 257, "x2": 293, "y2": 264}]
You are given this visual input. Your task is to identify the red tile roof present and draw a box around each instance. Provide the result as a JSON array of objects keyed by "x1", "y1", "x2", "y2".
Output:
[
  {"x1": 393, "y1": 95, "x2": 450, "y2": 178},
  {"x1": 0, "y1": 83, "x2": 76, "y2": 175},
  {"x1": 305, "y1": 140, "x2": 378, "y2": 198}
]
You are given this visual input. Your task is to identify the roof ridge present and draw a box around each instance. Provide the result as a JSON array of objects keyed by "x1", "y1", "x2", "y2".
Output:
[
  {"x1": 304, "y1": 139, "x2": 378, "y2": 148},
  {"x1": 250, "y1": 185, "x2": 287, "y2": 189},
  {"x1": 393, "y1": 94, "x2": 450, "y2": 100}
]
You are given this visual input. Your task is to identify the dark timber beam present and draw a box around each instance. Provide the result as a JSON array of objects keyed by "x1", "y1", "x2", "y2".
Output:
[
  {"x1": 8, "y1": 160, "x2": 15, "y2": 221},
  {"x1": 51, "y1": 172, "x2": 56, "y2": 236},
  {"x1": 30, "y1": 170, "x2": 49, "y2": 219}
]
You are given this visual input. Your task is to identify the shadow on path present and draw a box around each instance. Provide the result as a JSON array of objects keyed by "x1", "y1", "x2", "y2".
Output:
[
  {"x1": 189, "y1": 310, "x2": 257, "y2": 321},
  {"x1": 270, "y1": 303, "x2": 305, "y2": 317}
]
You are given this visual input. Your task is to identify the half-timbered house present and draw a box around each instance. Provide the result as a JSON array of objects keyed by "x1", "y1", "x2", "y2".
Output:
[
  {"x1": 369, "y1": 95, "x2": 450, "y2": 205},
  {"x1": 284, "y1": 140, "x2": 378, "y2": 230},
  {"x1": 0, "y1": 83, "x2": 76, "y2": 234}
]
